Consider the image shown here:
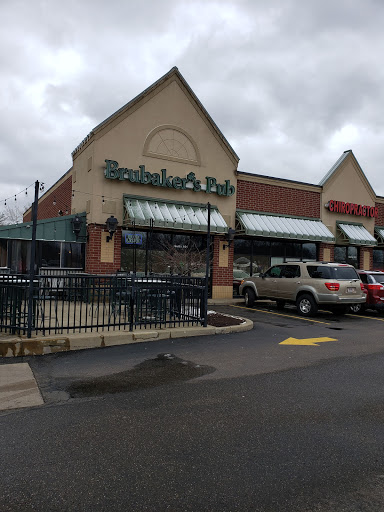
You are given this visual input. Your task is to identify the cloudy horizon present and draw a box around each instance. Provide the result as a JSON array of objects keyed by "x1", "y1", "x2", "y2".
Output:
[{"x1": 1, "y1": 0, "x2": 384, "y2": 215}]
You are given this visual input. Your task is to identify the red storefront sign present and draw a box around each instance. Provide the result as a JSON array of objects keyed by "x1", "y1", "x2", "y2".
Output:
[{"x1": 326, "y1": 200, "x2": 378, "y2": 218}]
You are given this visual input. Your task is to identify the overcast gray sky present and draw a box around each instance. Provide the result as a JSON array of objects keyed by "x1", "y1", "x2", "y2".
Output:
[{"x1": 1, "y1": 0, "x2": 384, "y2": 212}]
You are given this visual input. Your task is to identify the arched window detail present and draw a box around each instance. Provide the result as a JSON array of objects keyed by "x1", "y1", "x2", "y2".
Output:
[{"x1": 143, "y1": 125, "x2": 200, "y2": 166}]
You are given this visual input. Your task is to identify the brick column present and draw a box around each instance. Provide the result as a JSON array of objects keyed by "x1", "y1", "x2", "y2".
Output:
[
  {"x1": 86, "y1": 224, "x2": 121, "y2": 274},
  {"x1": 318, "y1": 243, "x2": 334, "y2": 262},
  {"x1": 359, "y1": 247, "x2": 373, "y2": 270},
  {"x1": 211, "y1": 235, "x2": 234, "y2": 299}
]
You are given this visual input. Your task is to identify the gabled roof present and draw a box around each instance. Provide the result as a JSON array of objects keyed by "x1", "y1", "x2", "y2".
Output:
[
  {"x1": 72, "y1": 67, "x2": 239, "y2": 164},
  {"x1": 319, "y1": 150, "x2": 376, "y2": 199}
]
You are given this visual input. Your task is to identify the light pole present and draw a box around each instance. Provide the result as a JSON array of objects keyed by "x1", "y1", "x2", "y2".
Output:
[
  {"x1": 203, "y1": 202, "x2": 211, "y2": 327},
  {"x1": 27, "y1": 180, "x2": 39, "y2": 338}
]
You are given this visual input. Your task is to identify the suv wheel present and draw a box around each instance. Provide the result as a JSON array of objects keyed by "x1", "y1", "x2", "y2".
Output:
[
  {"x1": 244, "y1": 288, "x2": 256, "y2": 307},
  {"x1": 296, "y1": 294, "x2": 318, "y2": 317},
  {"x1": 349, "y1": 304, "x2": 363, "y2": 314}
]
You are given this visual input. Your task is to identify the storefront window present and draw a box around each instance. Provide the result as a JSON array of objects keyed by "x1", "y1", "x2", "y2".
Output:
[
  {"x1": 373, "y1": 249, "x2": 384, "y2": 271},
  {"x1": 302, "y1": 243, "x2": 317, "y2": 261},
  {"x1": 0, "y1": 239, "x2": 7, "y2": 267},
  {"x1": 252, "y1": 240, "x2": 270, "y2": 274},
  {"x1": 121, "y1": 231, "x2": 207, "y2": 275},
  {"x1": 62, "y1": 243, "x2": 84, "y2": 268},
  {"x1": 233, "y1": 239, "x2": 318, "y2": 278},
  {"x1": 9, "y1": 240, "x2": 30, "y2": 273},
  {"x1": 271, "y1": 241, "x2": 285, "y2": 266},
  {"x1": 334, "y1": 245, "x2": 359, "y2": 267},
  {"x1": 233, "y1": 239, "x2": 252, "y2": 276},
  {"x1": 285, "y1": 242, "x2": 302, "y2": 262},
  {"x1": 40, "y1": 241, "x2": 61, "y2": 267},
  {"x1": 121, "y1": 231, "x2": 147, "y2": 274}
]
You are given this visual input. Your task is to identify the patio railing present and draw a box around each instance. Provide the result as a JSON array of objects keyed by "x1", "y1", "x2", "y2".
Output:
[{"x1": 0, "y1": 273, "x2": 207, "y2": 336}]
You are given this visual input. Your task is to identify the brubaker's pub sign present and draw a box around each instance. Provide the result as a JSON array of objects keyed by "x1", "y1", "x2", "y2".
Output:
[
  {"x1": 325, "y1": 199, "x2": 378, "y2": 218},
  {"x1": 104, "y1": 160, "x2": 235, "y2": 197}
]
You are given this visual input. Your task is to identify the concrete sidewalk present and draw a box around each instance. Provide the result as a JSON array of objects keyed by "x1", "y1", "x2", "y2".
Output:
[
  {"x1": 0, "y1": 363, "x2": 44, "y2": 411},
  {"x1": 0, "y1": 318, "x2": 253, "y2": 358}
]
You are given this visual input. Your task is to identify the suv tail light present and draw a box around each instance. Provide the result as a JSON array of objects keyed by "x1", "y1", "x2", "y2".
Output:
[
  {"x1": 325, "y1": 282, "x2": 340, "y2": 291},
  {"x1": 367, "y1": 284, "x2": 384, "y2": 291}
]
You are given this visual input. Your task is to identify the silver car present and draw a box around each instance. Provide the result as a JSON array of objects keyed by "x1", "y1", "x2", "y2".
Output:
[{"x1": 239, "y1": 261, "x2": 366, "y2": 316}]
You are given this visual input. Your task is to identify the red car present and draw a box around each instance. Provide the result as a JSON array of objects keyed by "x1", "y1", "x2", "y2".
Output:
[{"x1": 349, "y1": 270, "x2": 384, "y2": 313}]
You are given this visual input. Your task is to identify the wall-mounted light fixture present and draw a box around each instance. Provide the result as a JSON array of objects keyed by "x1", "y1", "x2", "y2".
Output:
[
  {"x1": 223, "y1": 227, "x2": 236, "y2": 250},
  {"x1": 72, "y1": 215, "x2": 83, "y2": 238},
  {"x1": 106, "y1": 215, "x2": 118, "y2": 242}
]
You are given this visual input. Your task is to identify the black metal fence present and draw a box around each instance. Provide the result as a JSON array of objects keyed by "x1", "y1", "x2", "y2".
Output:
[{"x1": 0, "y1": 273, "x2": 207, "y2": 336}]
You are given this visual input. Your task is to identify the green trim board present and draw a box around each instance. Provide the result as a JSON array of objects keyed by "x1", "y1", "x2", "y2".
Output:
[
  {"x1": 236, "y1": 211, "x2": 334, "y2": 242},
  {"x1": 337, "y1": 222, "x2": 377, "y2": 246},
  {"x1": 0, "y1": 213, "x2": 87, "y2": 242},
  {"x1": 123, "y1": 197, "x2": 227, "y2": 233}
]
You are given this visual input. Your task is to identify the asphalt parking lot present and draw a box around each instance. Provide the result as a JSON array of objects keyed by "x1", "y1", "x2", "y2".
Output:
[{"x1": 214, "y1": 300, "x2": 384, "y2": 356}]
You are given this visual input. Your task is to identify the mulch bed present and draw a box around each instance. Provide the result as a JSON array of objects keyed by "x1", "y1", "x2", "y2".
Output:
[{"x1": 207, "y1": 312, "x2": 244, "y2": 327}]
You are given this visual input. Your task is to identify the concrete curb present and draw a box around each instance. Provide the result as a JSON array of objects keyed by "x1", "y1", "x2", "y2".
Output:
[{"x1": 0, "y1": 318, "x2": 253, "y2": 358}]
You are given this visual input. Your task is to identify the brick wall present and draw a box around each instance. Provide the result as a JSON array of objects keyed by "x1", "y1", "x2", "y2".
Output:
[
  {"x1": 318, "y1": 243, "x2": 334, "y2": 262},
  {"x1": 86, "y1": 224, "x2": 122, "y2": 274},
  {"x1": 236, "y1": 180, "x2": 321, "y2": 218},
  {"x1": 211, "y1": 235, "x2": 233, "y2": 288},
  {"x1": 24, "y1": 175, "x2": 72, "y2": 222},
  {"x1": 375, "y1": 202, "x2": 384, "y2": 226}
]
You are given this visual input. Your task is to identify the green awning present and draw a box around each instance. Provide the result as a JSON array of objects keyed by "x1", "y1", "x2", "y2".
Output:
[
  {"x1": 338, "y1": 223, "x2": 377, "y2": 246},
  {"x1": 236, "y1": 211, "x2": 334, "y2": 242},
  {"x1": 123, "y1": 197, "x2": 228, "y2": 233},
  {"x1": 375, "y1": 227, "x2": 384, "y2": 244},
  {"x1": 0, "y1": 213, "x2": 87, "y2": 242}
]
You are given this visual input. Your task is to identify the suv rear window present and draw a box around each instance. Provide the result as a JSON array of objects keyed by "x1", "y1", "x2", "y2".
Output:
[{"x1": 307, "y1": 265, "x2": 359, "y2": 280}]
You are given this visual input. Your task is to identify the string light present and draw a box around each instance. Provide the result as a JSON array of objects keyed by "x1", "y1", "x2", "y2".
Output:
[{"x1": 0, "y1": 182, "x2": 35, "y2": 207}]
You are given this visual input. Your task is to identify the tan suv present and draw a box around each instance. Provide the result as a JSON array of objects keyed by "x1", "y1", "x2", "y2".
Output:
[{"x1": 239, "y1": 261, "x2": 366, "y2": 316}]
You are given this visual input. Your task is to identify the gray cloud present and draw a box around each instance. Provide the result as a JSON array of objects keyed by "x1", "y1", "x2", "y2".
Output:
[{"x1": 1, "y1": 0, "x2": 384, "y2": 212}]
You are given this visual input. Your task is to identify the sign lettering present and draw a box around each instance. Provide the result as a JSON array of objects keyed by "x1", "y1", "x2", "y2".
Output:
[
  {"x1": 104, "y1": 160, "x2": 235, "y2": 197},
  {"x1": 326, "y1": 200, "x2": 378, "y2": 218},
  {"x1": 123, "y1": 232, "x2": 143, "y2": 245}
]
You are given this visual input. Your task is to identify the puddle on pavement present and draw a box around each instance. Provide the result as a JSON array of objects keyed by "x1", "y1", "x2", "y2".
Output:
[
  {"x1": 328, "y1": 327, "x2": 343, "y2": 330},
  {"x1": 67, "y1": 353, "x2": 216, "y2": 397}
]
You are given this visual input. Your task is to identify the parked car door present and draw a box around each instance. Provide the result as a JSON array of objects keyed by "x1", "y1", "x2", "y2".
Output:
[
  {"x1": 257, "y1": 265, "x2": 284, "y2": 298},
  {"x1": 277, "y1": 264, "x2": 302, "y2": 300}
]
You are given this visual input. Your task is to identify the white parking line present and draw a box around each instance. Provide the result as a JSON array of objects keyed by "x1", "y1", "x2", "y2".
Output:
[{"x1": 230, "y1": 304, "x2": 332, "y2": 325}]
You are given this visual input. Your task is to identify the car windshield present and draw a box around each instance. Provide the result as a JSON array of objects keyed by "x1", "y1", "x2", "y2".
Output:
[{"x1": 307, "y1": 265, "x2": 358, "y2": 280}]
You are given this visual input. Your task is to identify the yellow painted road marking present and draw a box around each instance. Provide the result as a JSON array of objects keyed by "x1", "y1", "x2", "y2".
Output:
[
  {"x1": 230, "y1": 305, "x2": 331, "y2": 325},
  {"x1": 279, "y1": 337, "x2": 337, "y2": 346},
  {"x1": 346, "y1": 313, "x2": 384, "y2": 323}
]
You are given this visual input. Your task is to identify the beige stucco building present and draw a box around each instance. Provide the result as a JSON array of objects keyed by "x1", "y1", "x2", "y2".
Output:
[{"x1": 10, "y1": 67, "x2": 384, "y2": 298}]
